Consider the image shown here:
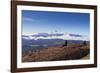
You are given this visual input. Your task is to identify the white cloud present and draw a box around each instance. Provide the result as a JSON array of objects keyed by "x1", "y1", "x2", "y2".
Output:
[
  {"x1": 22, "y1": 17, "x2": 35, "y2": 23},
  {"x1": 22, "y1": 32, "x2": 89, "y2": 41}
]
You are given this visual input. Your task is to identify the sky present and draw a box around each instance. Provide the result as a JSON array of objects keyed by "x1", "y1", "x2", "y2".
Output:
[{"x1": 22, "y1": 10, "x2": 90, "y2": 36}]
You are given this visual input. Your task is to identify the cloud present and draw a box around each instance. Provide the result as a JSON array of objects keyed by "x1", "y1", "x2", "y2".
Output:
[
  {"x1": 22, "y1": 32, "x2": 89, "y2": 41},
  {"x1": 22, "y1": 17, "x2": 35, "y2": 23}
]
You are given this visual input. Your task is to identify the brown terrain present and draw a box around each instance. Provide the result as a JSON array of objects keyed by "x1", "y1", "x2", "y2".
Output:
[{"x1": 22, "y1": 43, "x2": 90, "y2": 62}]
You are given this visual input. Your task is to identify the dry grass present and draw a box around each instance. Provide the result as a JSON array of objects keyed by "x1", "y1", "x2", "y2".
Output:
[{"x1": 22, "y1": 44, "x2": 90, "y2": 62}]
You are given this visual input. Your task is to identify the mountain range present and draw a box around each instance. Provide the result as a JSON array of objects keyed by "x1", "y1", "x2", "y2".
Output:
[{"x1": 22, "y1": 32, "x2": 89, "y2": 55}]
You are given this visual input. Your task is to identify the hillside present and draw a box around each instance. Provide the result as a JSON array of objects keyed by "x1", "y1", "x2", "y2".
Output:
[{"x1": 22, "y1": 44, "x2": 90, "y2": 62}]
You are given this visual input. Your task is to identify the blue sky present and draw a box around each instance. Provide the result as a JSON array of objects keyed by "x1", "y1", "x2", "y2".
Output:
[{"x1": 22, "y1": 10, "x2": 90, "y2": 36}]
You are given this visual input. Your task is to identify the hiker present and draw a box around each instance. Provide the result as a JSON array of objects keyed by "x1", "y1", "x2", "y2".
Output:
[
  {"x1": 83, "y1": 41, "x2": 87, "y2": 46},
  {"x1": 63, "y1": 40, "x2": 68, "y2": 46}
]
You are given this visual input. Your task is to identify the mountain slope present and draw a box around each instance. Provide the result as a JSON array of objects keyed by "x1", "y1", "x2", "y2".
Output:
[{"x1": 22, "y1": 44, "x2": 90, "y2": 62}]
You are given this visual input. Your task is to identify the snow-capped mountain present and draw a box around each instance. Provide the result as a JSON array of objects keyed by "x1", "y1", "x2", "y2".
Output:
[{"x1": 22, "y1": 32, "x2": 89, "y2": 41}]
